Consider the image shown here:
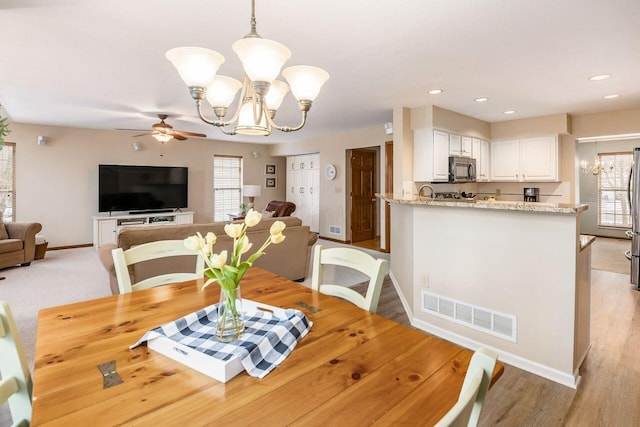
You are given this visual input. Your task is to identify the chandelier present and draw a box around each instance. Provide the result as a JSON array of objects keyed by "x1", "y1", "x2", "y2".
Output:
[
  {"x1": 165, "y1": 0, "x2": 329, "y2": 137},
  {"x1": 580, "y1": 159, "x2": 614, "y2": 175}
]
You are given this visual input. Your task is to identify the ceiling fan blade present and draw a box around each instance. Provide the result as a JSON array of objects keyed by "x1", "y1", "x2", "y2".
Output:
[
  {"x1": 132, "y1": 132, "x2": 151, "y2": 137},
  {"x1": 116, "y1": 128, "x2": 149, "y2": 132},
  {"x1": 173, "y1": 134, "x2": 188, "y2": 141},
  {"x1": 173, "y1": 130, "x2": 207, "y2": 138}
]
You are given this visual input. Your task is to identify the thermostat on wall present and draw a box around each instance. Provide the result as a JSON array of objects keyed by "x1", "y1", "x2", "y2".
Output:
[{"x1": 325, "y1": 164, "x2": 337, "y2": 180}]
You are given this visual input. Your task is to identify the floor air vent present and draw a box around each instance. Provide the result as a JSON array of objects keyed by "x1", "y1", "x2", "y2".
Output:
[{"x1": 421, "y1": 290, "x2": 517, "y2": 342}]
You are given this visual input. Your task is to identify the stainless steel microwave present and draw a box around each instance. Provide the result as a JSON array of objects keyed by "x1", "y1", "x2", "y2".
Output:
[{"x1": 449, "y1": 156, "x2": 476, "y2": 183}]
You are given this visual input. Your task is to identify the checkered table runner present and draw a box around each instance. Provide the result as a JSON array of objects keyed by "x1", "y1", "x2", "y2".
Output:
[{"x1": 131, "y1": 302, "x2": 313, "y2": 379}]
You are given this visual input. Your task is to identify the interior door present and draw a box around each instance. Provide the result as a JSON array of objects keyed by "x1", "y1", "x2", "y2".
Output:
[
  {"x1": 351, "y1": 149, "x2": 376, "y2": 242},
  {"x1": 384, "y1": 141, "x2": 393, "y2": 252}
]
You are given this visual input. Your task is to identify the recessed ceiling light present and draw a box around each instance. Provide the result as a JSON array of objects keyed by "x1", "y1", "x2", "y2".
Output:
[
  {"x1": 504, "y1": 110, "x2": 517, "y2": 115},
  {"x1": 428, "y1": 89, "x2": 443, "y2": 95},
  {"x1": 603, "y1": 94, "x2": 619, "y2": 99},
  {"x1": 474, "y1": 97, "x2": 489, "y2": 102},
  {"x1": 589, "y1": 74, "x2": 611, "y2": 81}
]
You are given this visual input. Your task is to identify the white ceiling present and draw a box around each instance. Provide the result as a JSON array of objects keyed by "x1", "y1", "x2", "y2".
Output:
[{"x1": 0, "y1": 0, "x2": 638, "y2": 144}]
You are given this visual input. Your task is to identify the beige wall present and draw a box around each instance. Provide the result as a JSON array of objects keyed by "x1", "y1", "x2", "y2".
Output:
[
  {"x1": 432, "y1": 106, "x2": 491, "y2": 139},
  {"x1": 490, "y1": 113, "x2": 571, "y2": 139},
  {"x1": 572, "y1": 108, "x2": 640, "y2": 138},
  {"x1": 8, "y1": 123, "x2": 285, "y2": 247},
  {"x1": 270, "y1": 124, "x2": 389, "y2": 242}
]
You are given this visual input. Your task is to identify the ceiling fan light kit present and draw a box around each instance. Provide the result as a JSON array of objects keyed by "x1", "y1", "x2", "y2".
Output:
[{"x1": 165, "y1": 0, "x2": 329, "y2": 136}]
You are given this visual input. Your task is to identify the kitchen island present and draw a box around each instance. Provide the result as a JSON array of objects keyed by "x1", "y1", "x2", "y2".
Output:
[{"x1": 379, "y1": 193, "x2": 590, "y2": 388}]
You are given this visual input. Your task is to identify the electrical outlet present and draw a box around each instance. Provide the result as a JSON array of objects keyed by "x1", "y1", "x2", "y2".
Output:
[{"x1": 495, "y1": 188, "x2": 501, "y2": 196}]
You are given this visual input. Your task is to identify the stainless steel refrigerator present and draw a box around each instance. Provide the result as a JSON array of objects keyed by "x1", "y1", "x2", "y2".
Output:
[{"x1": 626, "y1": 147, "x2": 640, "y2": 287}]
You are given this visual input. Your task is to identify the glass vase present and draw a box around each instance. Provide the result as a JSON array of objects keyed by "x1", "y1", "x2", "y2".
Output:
[{"x1": 216, "y1": 285, "x2": 245, "y2": 342}]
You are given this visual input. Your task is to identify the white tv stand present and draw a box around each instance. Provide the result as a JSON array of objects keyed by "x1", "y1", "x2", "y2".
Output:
[{"x1": 92, "y1": 211, "x2": 194, "y2": 250}]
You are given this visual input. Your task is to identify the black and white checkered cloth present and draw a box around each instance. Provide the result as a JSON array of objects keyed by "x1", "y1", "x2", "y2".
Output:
[{"x1": 131, "y1": 302, "x2": 313, "y2": 379}]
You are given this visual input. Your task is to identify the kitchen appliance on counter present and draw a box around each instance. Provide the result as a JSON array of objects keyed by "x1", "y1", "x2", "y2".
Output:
[
  {"x1": 524, "y1": 187, "x2": 540, "y2": 202},
  {"x1": 448, "y1": 156, "x2": 476, "y2": 183},
  {"x1": 627, "y1": 147, "x2": 640, "y2": 289}
]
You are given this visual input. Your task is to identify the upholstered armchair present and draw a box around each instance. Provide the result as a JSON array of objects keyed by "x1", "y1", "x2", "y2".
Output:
[
  {"x1": 263, "y1": 200, "x2": 296, "y2": 217},
  {"x1": 0, "y1": 222, "x2": 42, "y2": 269}
]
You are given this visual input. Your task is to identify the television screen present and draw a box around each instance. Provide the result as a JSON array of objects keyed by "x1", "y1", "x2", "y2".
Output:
[{"x1": 98, "y1": 165, "x2": 188, "y2": 213}]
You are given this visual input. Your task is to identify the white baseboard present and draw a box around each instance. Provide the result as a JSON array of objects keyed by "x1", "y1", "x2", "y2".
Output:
[{"x1": 388, "y1": 271, "x2": 413, "y2": 318}]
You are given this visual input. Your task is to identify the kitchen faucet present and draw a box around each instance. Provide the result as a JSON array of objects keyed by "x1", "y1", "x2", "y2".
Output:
[{"x1": 418, "y1": 184, "x2": 435, "y2": 200}]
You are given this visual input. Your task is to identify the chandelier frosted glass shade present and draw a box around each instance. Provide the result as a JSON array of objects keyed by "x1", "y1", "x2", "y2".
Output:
[
  {"x1": 165, "y1": 47, "x2": 225, "y2": 88},
  {"x1": 206, "y1": 76, "x2": 243, "y2": 108},
  {"x1": 282, "y1": 66, "x2": 330, "y2": 102},
  {"x1": 152, "y1": 133, "x2": 173, "y2": 143},
  {"x1": 236, "y1": 101, "x2": 270, "y2": 136},
  {"x1": 264, "y1": 80, "x2": 290, "y2": 111},
  {"x1": 232, "y1": 38, "x2": 291, "y2": 83}
]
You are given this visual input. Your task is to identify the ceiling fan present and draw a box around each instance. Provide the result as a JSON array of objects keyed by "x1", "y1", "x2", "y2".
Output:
[{"x1": 118, "y1": 114, "x2": 207, "y2": 143}]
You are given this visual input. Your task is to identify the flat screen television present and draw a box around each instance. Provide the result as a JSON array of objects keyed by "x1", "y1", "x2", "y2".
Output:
[{"x1": 98, "y1": 164, "x2": 188, "y2": 213}]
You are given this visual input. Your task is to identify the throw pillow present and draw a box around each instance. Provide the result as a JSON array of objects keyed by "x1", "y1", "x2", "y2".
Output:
[{"x1": 262, "y1": 210, "x2": 275, "y2": 219}]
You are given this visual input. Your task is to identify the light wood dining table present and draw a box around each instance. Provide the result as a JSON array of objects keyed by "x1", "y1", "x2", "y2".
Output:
[{"x1": 32, "y1": 267, "x2": 503, "y2": 426}]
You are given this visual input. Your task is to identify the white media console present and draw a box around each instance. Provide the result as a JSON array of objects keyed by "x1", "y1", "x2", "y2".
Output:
[{"x1": 92, "y1": 211, "x2": 194, "y2": 250}]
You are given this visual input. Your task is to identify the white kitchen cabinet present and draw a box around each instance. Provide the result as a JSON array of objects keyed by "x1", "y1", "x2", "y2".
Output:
[
  {"x1": 490, "y1": 136, "x2": 558, "y2": 182},
  {"x1": 449, "y1": 134, "x2": 472, "y2": 158},
  {"x1": 472, "y1": 138, "x2": 490, "y2": 181},
  {"x1": 285, "y1": 153, "x2": 319, "y2": 232},
  {"x1": 414, "y1": 129, "x2": 450, "y2": 182}
]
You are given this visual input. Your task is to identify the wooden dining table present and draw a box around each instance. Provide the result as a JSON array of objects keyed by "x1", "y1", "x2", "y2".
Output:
[{"x1": 32, "y1": 267, "x2": 503, "y2": 426}]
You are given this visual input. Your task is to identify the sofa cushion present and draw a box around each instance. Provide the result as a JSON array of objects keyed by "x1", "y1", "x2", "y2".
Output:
[
  {"x1": 0, "y1": 239, "x2": 23, "y2": 254},
  {"x1": 0, "y1": 223, "x2": 8, "y2": 240},
  {"x1": 262, "y1": 210, "x2": 275, "y2": 219}
]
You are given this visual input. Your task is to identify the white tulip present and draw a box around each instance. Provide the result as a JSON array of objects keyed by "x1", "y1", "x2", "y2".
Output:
[
  {"x1": 239, "y1": 235, "x2": 253, "y2": 254},
  {"x1": 211, "y1": 250, "x2": 228, "y2": 269},
  {"x1": 184, "y1": 235, "x2": 202, "y2": 251},
  {"x1": 270, "y1": 233, "x2": 286, "y2": 244},
  {"x1": 245, "y1": 209, "x2": 262, "y2": 227},
  {"x1": 270, "y1": 220, "x2": 286, "y2": 236},
  {"x1": 224, "y1": 223, "x2": 244, "y2": 239}
]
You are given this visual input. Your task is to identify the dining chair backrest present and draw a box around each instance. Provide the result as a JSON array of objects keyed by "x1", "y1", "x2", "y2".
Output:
[
  {"x1": 0, "y1": 300, "x2": 32, "y2": 427},
  {"x1": 311, "y1": 245, "x2": 388, "y2": 313},
  {"x1": 435, "y1": 347, "x2": 498, "y2": 427},
  {"x1": 112, "y1": 240, "x2": 204, "y2": 294}
]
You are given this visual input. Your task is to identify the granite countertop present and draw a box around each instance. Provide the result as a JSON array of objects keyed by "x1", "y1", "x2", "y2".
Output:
[
  {"x1": 579, "y1": 234, "x2": 596, "y2": 250},
  {"x1": 377, "y1": 193, "x2": 588, "y2": 214}
]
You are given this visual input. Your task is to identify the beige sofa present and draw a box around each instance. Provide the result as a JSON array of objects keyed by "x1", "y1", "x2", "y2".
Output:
[
  {"x1": 98, "y1": 216, "x2": 318, "y2": 295},
  {"x1": 0, "y1": 222, "x2": 43, "y2": 269}
]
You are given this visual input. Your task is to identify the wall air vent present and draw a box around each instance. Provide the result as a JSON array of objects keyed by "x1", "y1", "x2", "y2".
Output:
[
  {"x1": 329, "y1": 225, "x2": 341, "y2": 235},
  {"x1": 421, "y1": 290, "x2": 517, "y2": 342}
]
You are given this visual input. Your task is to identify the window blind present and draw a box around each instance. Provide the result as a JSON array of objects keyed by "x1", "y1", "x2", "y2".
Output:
[
  {"x1": 598, "y1": 152, "x2": 632, "y2": 228},
  {"x1": 213, "y1": 155, "x2": 242, "y2": 222},
  {"x1": 0, "y1": 142, "x2": 15, "y2": 222}
]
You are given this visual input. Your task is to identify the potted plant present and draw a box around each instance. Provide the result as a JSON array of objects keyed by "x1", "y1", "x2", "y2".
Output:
[
  {"x1": 239, "y1": 203, "x2": 247, "y2": 215},
  {"x1": 0, "y1": 116, "x2": 10, "y2": 150}
]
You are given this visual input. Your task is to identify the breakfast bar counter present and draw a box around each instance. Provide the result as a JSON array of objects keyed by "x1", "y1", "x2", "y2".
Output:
[{"x1": 380, "y1": 193, "x2": 590, "y2": 388}]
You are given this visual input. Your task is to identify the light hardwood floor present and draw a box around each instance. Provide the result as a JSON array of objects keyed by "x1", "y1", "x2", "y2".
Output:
[{"x1": 370, "y1": 237, "x2": 640, "y2": 426}]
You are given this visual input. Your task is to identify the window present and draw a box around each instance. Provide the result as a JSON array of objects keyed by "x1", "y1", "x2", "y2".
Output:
[
  {"x1": 598, "y1": 152, "x2": 632, "y2": 228},
  {"x1": 213, "y1": 155, "x2": 243, "y2": 222},
  {"x1": 0, "y1": 142, "x2": 15, "y2": 222}
]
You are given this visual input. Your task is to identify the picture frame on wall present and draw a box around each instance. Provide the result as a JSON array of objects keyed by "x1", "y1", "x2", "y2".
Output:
[
  {"x1": 265, "y1": 164, "x2": 277, "y2": 175},
  {"x1": 265, "y1": 177, "x2": 277, "y2": 188}
]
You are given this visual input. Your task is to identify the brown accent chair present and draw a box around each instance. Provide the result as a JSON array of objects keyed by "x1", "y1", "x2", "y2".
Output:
[
  {"x1": 263, "y1": 200, "x2": 296, "y2": 217},
  {"x1": 0, "y1": 222, "x2": 43, "y2": 269}
]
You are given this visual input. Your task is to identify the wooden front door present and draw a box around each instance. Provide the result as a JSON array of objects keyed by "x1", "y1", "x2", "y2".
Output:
[{"x1": 351, "y1": 149, "x2": 376, "y2": 242}]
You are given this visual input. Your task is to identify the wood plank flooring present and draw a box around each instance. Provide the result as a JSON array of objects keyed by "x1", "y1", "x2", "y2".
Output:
[{"x1": 368, "y1": 240, "x2": 640, "y2": 427}]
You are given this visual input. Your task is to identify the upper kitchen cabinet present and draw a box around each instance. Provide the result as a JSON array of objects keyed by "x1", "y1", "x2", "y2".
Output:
[
  {"x1": 472, "y1": 138, "x2": 490, "y2": 181},
  {"x1": 414, "y1": 129, "x2": 449, "y2": 182},
  {"x1": 449, "y1": 134, "x2": 472, "y2": 158},
  {"x1": 490, "y1": 136, "x2": 558, "y2": 182}
]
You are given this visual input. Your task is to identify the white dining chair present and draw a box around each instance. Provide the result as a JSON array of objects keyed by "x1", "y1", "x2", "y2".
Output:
[
  {"x1": 311, "y1": 245, "x2": 388, "y2": 313},
  {"x1": 112, "y1": 240, "x2": 204, "y2": 294},
  {"x1": 435, "y1": 347, "x2": 498, "y2": 427},
  {"x1": 0, "y1": 300, "x2": 32, "y2": 427}
]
